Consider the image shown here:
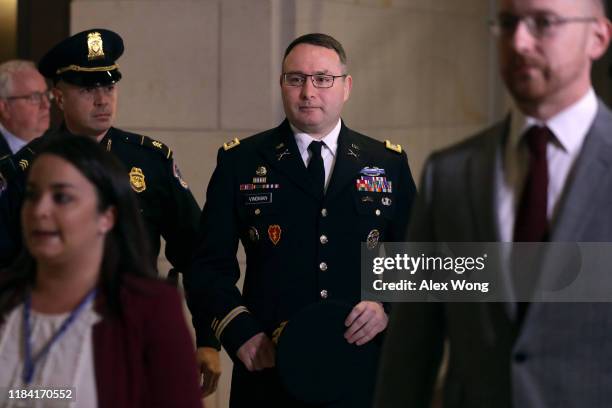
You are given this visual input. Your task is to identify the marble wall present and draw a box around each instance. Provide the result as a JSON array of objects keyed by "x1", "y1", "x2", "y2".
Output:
[{"x1": 71, "y1": 1, "x2": 501, "y2": 406}]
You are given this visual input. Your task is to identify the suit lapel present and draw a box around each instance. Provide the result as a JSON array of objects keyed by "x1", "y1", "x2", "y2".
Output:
[
  {"x1": 549, "y1": 102, "x2": 612, "y2": 241},
  {"x1": 467, "y1": 120, "x2": 508, "y2": 242},
  {"x1": 466, "y1": 119, "x2": 517, "y2": 328},
  {"x1": 257, "y1": 120, "x2": 322, "y2": 200},
  {"x1": 325, "y1": 124, "x2": 367, "y2": 202}
]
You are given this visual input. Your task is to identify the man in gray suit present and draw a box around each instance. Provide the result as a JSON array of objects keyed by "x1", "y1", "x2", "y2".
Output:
[{"x1": 375, "y1": 0, "x2": 612, "y2": 407}]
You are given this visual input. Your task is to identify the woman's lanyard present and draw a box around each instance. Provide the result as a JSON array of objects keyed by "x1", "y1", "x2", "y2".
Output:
[{"x1": 22, "y1": 288, "x2": 98, "y2": 384}]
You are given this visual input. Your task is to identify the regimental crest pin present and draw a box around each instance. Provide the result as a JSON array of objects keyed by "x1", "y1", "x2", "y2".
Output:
[
  {"x1": 367, "y1": 229, "x2": 380, "y2": 250},
  {"x1": 256, "y1": 166, "x2": 267, "y2": 176},
  {"x1": 129, "y1": 167, "x2": 147, "y2": 193},
  {"x1": 248, "y1": 227, "x2": 260, "y2": 242},
  {"x1": 268, "y1": 225, "x2": 282, "y2": 245},
  {"x1": 381, "y1": 197, "x2": 392, "y2": 206},
  {"x1": 87, "y1": 32, "x2": 105, "y2": 61}
]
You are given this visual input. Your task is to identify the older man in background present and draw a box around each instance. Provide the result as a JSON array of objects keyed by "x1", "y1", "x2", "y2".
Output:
[{"x1": 0, "y1": 60, "x2": 50, "y2": 156}]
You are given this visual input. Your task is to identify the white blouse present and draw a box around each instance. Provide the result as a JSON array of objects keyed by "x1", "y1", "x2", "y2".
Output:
[{"x1": 0, "y1": 302, "x2": 101, "y2": 407}]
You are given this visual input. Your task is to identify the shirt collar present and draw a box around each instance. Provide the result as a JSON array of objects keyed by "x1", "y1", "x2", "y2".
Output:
[
  {"x1": 509, "y1": 88, "x2": 598, "y2": 155},
  {"x1": 0, "y1": 123, "x2": 28, "y2": 154},
  {"x1": 292, "y1": 119, "x2": 341, "y2": 158}
]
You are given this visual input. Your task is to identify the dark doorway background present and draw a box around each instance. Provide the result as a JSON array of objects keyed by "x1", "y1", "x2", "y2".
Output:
[{"x1": 17, "y1": 0, "x2": 70, "y2": 127}]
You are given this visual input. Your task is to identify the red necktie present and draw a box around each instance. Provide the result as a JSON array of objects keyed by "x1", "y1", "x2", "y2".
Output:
[
  {"x1": 513, "y1": 125, "x2": 550, "y2": 323},
  {"x1": 513, "y1": 126, "x2": 551, "y2": 242}
]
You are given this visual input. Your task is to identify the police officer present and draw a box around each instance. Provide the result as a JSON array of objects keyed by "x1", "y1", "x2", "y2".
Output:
[
  {"x1": 185, "y1": 33, "x2": 417, "y2": 407},
  {"x1": 35, "y1": 28, "x2": 221, "y2": 396}
]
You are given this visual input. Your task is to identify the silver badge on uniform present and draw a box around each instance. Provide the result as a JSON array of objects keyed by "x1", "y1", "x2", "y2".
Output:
[
  {"x1": 381, "y1": 197, "x2": 392, "y2": 206},
  {"x1": 367, "y1": 229, "x2": 380, "y2": 250},
  {"x1": 256, "y1": 166, "x2": 267, "y2": 176}
]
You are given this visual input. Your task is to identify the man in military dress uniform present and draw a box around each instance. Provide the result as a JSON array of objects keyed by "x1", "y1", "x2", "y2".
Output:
[
  {"x1": 33, "y1": 28, "x2": 221, "y2": 396},
  {"x1": 185, "y1": 33, "x2": 417, "y2": 407}
]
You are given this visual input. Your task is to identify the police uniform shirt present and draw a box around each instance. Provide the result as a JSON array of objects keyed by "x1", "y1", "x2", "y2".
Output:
[{"x1": 292, "y1": 118, "x2": 341, "y2": 191}]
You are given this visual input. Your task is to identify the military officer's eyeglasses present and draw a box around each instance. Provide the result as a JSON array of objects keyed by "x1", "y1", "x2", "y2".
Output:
[
  {"x1": 490, "y1": 13, "x2": 597, "y2": 38},
  {"x1": 282, "y1": 73, "x2": 347, "y2": 88},
  {"x1": 5, "y1": 90, "x2": 54, "y2": 105}
]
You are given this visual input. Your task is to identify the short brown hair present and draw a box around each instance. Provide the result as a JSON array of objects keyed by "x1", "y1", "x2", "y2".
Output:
[{"x1": 283, "y1": 33, "x2": 347, "y2": 67}]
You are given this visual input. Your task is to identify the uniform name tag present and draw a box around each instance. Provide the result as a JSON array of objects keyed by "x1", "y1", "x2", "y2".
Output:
[{"x1": 244, "y1": 193, "x2": 272, "y2": 205}]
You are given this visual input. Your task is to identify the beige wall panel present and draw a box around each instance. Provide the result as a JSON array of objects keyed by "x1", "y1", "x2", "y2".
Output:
[
  {"x1": 294, "y1": 0, "x2": 491, "y2": 130},
  {"x1": 220, "y1": 0, "x2": 276, "y2": 130},
  {"x1": 310, "y1": 0, "x2": 487, "y2": 17},
  {"x1": 71, "y1": 0, "x2": 219, "y2": 130}
]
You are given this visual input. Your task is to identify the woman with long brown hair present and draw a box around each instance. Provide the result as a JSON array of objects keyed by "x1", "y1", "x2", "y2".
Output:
[{"x1": 0, "y1": 135, "x2": 202, "y2": 407}]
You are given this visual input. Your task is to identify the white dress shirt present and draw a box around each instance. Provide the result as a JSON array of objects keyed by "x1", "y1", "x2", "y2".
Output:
[
  {"x1": 0, "y1": 303, "x2": 100, "y2": 407},
  {"x1": 496, "y1": 89, "x2": 598, "y2": 242},
  {"x1": 292, "y1": 119, "x2": 341, "y2": 191},
  {"x1": 0, "y1": 123, "x2": 28, "y2": 154}
]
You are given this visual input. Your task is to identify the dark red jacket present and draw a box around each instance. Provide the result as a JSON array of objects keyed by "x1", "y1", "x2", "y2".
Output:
[{"x1": 93, "y1": 276, "x2": 202, "y2": 407}]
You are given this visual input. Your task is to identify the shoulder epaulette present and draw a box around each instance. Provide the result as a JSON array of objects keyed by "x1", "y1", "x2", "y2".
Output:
[
  {"x1": 223, "y1": 138, "x2": 240, "y2": 151},
  {"x1": 122, "y1": 133, "x2": 173, "y2": 160},
  {"x1": 384, "y1": 140, "x2": 402, "y2": 154}
]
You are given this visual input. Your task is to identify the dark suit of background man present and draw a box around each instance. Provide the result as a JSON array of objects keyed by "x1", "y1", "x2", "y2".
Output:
[
  {"x1": 33, "y1": 28, "x2": 222, "y2": 396},
  {"x1": 0, "y1": 60, "x2": 51, "y2": 266},
  {"x1": 375, "y1": 0, "x2": 612, "y2": 407},
  {"x1": 0, "y1": 60, "x2": 50, "y2": 156},
  {"x1": 185, "y1": 33, "x2": 416, "y2": 407}
]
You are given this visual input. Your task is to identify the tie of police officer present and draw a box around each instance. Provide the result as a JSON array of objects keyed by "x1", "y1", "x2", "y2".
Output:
[{"x1": 308, "y1": 141, "x2": 326, "y2": 196}]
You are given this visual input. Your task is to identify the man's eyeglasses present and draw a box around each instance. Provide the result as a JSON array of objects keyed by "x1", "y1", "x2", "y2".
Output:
[
  {"x1": 490, "y1": 14, "x2": 597, "y2": 38},
  {"x1": 4, "y1": 90, "x2": 53, "y2": 105},
  {"x1": 282, "y1": 73, "x2": 347, "y2": 88}
]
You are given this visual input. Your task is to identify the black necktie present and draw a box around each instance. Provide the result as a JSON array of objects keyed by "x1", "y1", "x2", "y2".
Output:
[{"x1": 307, "y1": 141, "x2": 325, "y2": 196}]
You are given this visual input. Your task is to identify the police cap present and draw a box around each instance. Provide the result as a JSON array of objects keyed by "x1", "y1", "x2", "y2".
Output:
[{"x1": 39, "y1": 28, "x2": 124, "y2": 87}]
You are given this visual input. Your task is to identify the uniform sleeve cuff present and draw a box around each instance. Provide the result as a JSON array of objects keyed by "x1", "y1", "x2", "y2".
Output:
[{"x1": 220, "y1": 312, "x2": 263, "y2": 362}]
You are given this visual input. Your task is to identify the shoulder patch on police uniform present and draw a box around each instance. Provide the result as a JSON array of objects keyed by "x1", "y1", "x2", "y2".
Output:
[
  {"x1": 384, "y1": 140, "x2": 402, "y2": 154},
  {"x1": 173, "y1": 162, "x2": 189, "y2": 189},
  {"x1": 223, "y1": 138, "x2": 240, "y2": 151},
  {"x1": 122, "y1": 133, "x2": 173, "y2": 160}
]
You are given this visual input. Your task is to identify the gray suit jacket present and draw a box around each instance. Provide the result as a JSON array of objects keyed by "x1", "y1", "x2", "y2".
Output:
[{"x1": 375, "y1": 101, "x2": 612, "y2": 408}]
